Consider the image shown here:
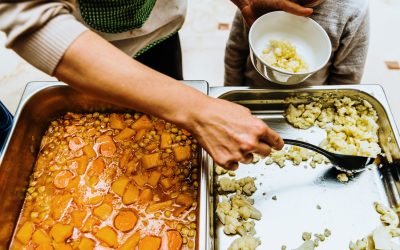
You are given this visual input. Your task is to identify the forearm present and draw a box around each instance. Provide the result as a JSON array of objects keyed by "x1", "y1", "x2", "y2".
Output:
[{"x1": 54, "y1": 30, "x2": 209, "y2": 128}]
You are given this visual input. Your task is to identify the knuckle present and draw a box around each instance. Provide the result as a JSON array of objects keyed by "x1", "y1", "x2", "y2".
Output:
[{"x1": 241, "y1": 140, "x2": 257, "y2": 152}]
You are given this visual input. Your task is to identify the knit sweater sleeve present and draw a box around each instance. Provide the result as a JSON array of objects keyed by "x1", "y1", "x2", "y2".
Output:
[
  {"x1": 327, "y1": 2, "x2": 370, "y2": 85},
  {"x1": 0, "y1": 1, "x2": 88, "y2": 75}
]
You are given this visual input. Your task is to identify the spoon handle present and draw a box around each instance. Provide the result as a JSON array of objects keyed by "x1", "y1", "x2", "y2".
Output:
[{"x1": 283, "y1": 139, "x2": 336, "y2": 163}]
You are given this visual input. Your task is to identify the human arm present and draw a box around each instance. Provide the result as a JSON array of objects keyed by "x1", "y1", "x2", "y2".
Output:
[
  {"x1": 0, "y1": 2, "x2": 284, "y2": 169},
  {"x1": 327, "y1": 5, "x2": 370, "y2": 85},
  {"x1": 229, "y1": 0, "x2": 313, "y2": 25}
]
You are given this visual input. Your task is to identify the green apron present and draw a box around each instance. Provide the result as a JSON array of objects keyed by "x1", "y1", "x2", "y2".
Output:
[{"x1": 78, "y1": 0, "x2": 177, "y2": 56}]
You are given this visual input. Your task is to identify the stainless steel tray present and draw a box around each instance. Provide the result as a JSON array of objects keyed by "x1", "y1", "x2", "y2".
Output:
[
  {"x1": 0, "y1": 81, "x2": 209, "y2": 249},
  {"x1": 207, "y1": 85, "x2": 400, "y2": 250}
]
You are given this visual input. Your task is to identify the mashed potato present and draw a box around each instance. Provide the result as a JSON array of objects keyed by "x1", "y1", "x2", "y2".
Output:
[{"x1": 261, "y1": 40, "x2": 308, "y2": 73}]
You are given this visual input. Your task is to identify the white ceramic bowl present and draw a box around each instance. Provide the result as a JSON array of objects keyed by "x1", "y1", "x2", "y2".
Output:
[{"x1": 249, "y1": 11, "x2": 332, "y2": 85}]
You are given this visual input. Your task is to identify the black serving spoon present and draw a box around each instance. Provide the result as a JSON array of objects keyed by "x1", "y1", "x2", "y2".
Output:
[{"x1": 284, "y1": 139, "x2": 376, "y2": 173}]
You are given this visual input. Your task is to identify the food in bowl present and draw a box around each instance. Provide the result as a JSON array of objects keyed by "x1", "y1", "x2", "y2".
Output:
[
  {"x1": 261, "y1": 40, "x2": 309, "y2": 73},
  {"x1": 11, "y1": 112, "x2": 199, "y2": 249}
]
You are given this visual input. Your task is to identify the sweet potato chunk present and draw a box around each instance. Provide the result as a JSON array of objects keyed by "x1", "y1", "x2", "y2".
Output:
[
  {"x1": 32, "y1": 229, "x2": 51, "y2": 245},
  {"x1": 71, "y1": 210, "x2": 87, "y2": 228},
  {"x1": 138, "y1": 236, "x2": 161, "y2": 250},
  {"x1": 83, "y1": 145, "x2": 96, "y2": 159},
  {"x1": 126, "y1": 160, "x2": 139, "y2": 174},
  {"x1": 148, "y1": 171, "x2": 161, "y2": 187},
  {"x1": 50, "y1": 223, "x2": 73, "y2": 243},
  {"x1": 112, "y1": 176, "x2": 130, "y2": 197},
  {"x1": 119, "y1": 231, "x2": 140, "y2": 250},
  {"x1": 91, "y1": 157, "x2": 105, "y2": 175},
  {"x1": 172, "y1": 206, "x2": 186, "y2": 217},
  {"x1": 69, "y1": 155, "x2": 89, "y2": 175},
  {"x1": 115, "y1": 128, "x2": 135, "y2": 141},
  {"x1": 53, "y1": 243, "x2": 73, "y2": 250},
  {"x1": 93, "y1": 203, "x2": 113, "y2": 220},
  {"x1": 110, "y1": 113, "x2": 126, "y2": 130},
  {"x1": 78, "y1": 237, "x2": 96, "y2": 250},
  {"x1": 95, "y1": 226, "x2": 118, "y2": 248},
  {"x1": 141, "y1": 152, "x2": 163, "y2": 170},
  {"x1": 167, "y1": 230, "x2": 183, "y2": 250},
  {"x1": 134, "y1": 129, "x2": 146, "y2": 142},
  {"x1": 160, "y1": 178, "x2": 176, "y2": 190},
  {"x1": 86, "y1": 195, "x2": 103, "y2": 205},
  {"x1": 119, "y1": 149, "x2": 131, "y2": 169},
  {"x1": 132, "y1": 172, "x2": 148, "y2": 187},
  {"x1": 146, "y1": 200, "x2": 173, "y2": 213},
  {"x1": 139, "y1": 188, "x2": 153, "y2": 204},
  {"x1": 114, "y1": 211, "x2": 138, "y2": 232},
  {"x1": 81, "y1": 216, "x2": 101, "y2": 233},
  {"x1": 160, "y1": 132, "x2": 172, "y2": 149},
  {"x1": 51, "y1": 194, "x2": 72, "y2": 220},
  {"x1": 132, "y1": 115, "x2": 153, "y2": 130},
  {"x1": 16, "y1": 221, "x2": 34, "y2": 244},
  {"x1": 123, "y1": 184, "x2": 139, "y2": 205},
  {"x1": 173, "y1": 146, "x2": 191, "y2": 162},
  {"x1": 176, "y1": 193, "x2": 194, "y2": 207},
  {"x1": 35, "y1": 244, "x2": 53, "y2": 250}
]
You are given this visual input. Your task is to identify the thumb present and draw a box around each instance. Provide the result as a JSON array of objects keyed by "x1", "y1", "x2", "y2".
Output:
[{"x1": 279, "y1": 0, "x2": 314, "y2": 16}]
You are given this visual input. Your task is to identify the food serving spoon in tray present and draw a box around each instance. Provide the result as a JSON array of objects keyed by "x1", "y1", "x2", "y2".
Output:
[{"x1": 283, "y1": 138, "x2": 377, "y2": 173}]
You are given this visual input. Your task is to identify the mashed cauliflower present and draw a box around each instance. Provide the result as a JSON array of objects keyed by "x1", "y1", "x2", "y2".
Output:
[
  {"x1": 217, "y1": 177, "x2": 257, "y2": 196},
  {"x1": 228, "y1": 235, "x2": 261, "y2": 250},
  {"x1": 349, "y1": 203, "x2": 400, "y2": 250},
  {"x1": 216, "y1": 194, "x2": 261, "y2": 236},
  {"x1": 261, "y1": 40, "x2": 309, "y2": 73}
]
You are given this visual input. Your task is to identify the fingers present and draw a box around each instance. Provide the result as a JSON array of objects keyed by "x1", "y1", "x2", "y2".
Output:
[
  {"x1": 261, "y1": 126, "x2": 284, "y2": 150},
  {"x1": 278, "y1": 0, "x2": 314, "y2": 16}
]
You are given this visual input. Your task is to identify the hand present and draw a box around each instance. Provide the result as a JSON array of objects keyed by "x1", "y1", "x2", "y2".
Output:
[
  {"x1": 187, "y1": 97, "x2": 284, "y2": 170},
  {"x1": 233, "y1": 0, "x2": 313, "y2": 26}
]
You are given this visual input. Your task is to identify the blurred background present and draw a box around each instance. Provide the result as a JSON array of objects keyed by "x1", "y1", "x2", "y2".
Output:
[{"x1": 0, "y1": 0, "x2": 399, "y2": 127}]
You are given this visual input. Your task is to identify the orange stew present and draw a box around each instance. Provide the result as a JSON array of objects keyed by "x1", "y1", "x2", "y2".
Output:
[{"x1": 11, "y1": 112, "x2": 199, "y2": 250}]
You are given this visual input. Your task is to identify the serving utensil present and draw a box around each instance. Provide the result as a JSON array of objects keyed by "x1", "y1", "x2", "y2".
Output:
[{"x1": 284, "y1": 138, "x2": 376, "y2": 173}]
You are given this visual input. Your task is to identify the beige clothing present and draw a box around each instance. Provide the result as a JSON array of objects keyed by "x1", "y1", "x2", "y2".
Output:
[
  {"x1": 224, "y1": 0, "x2": 370, "y2": 88},
  {"x1": 0, "y1": 1, "x2": 186, "y2": 75}
]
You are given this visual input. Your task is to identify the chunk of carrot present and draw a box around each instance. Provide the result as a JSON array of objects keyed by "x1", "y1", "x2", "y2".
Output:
[
  {"x1": 69, "y1": 136, "x2": 85, "y2": 151},
  {"x1": 131, "y1": 115, "x2": 153, "y2": 130},
  {"x1": 97, "y1": 135, "x2": 116, "y2": 157},
  {"x1": 114, "y1": 211, "x2": 138, "y2": 232},
  {"x1": 119, "y1": 231, "x2": 140, "y2": 250},
  {"x1": 53, "y1": 170, "x2": 73, "y2": 189},
  {"x1": 166, "y1": 230, "x2": 183, "y2": 250},
  {"x1": 138, "y1": 236, "x2": 161, "y2": 250},
  {"x1": 141, "y1": 152, "x2": 163, "y2": 170}
]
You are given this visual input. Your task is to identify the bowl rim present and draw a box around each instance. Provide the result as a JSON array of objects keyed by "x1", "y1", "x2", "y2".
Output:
[{"x1": 249, "y1": 11, "x2": 332, "y2": 76}]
